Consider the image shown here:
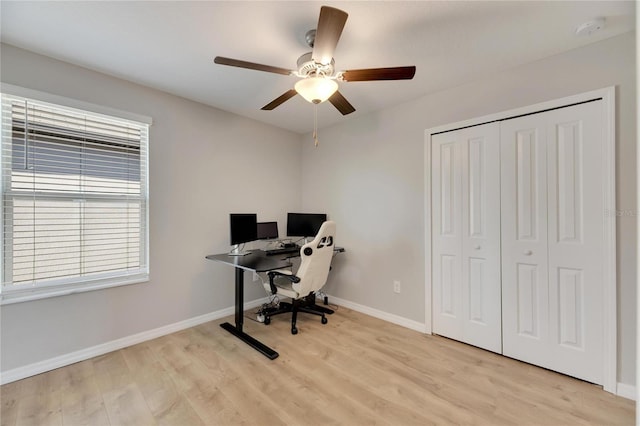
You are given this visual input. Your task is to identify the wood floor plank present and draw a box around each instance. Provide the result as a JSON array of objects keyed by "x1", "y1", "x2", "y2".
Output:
[
  {"x1": 152, "y1": 395, "x2": 205, "y2": 426},
  {"x1": 14, "y1": 391, "x2": 63, "y2": 426},
  {"x1": 122, "y1": 345, "x2": 206, "y2": 426},
  {"x1": 92, "y1": 351, "x2": 135, "y2": 394},
  {"x1": 40, "y1": 359, "x2": 110, "y2": 426},
  {"x1": 183, "y1": 385, "x2": 249, "y2": 426},
  {"x1": 101, "y1": 383, "x2": 156, "y2": 426},
  {"x1": 0, "y1": 381, "x2": 21, "y2": 426},
  {"x1": 13, "y1": 371, "x2": 63, "y2": 426},
  {"x1": 58, "y1": 374, "x2": 110, "y2": 426},
  {"x1": 0, "y1": 307, "x2": 634, "y2": 425}
]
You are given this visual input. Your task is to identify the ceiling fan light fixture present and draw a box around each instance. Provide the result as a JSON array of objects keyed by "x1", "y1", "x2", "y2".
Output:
[
  {"x1": 214, "y1": 6, "x2": 414, "y2": 117},
  {"x1": 295, "y1": 77, "x2": 338, "y2": 104}
]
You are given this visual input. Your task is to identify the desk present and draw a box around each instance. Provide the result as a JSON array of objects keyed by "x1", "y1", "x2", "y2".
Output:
[{"x1": 206, "y1": 250, "x2": 291, "y2": 360}]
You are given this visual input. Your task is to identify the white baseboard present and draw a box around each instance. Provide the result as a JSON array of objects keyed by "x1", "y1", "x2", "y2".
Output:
[
  {"x1": 0, "y1": 297, "x2": 269, "y2": 385},
  {"x1": 326, "y1": 295, "x2": 427, "y2": 333},
  {"x1": 616, "y1": 382, "x2": 636, "y2": 400}
]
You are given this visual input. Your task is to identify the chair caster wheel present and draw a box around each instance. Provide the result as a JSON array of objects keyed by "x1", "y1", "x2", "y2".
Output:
[
  {"x1": 321, "y1": 316, "x2": 328, "y2": 324},
  {"x1": 264, "y1": 317, "x2": 271, "y2": 325},
  {"x1": 291, "y1": 327, "x2": 298, "y2": 335}
]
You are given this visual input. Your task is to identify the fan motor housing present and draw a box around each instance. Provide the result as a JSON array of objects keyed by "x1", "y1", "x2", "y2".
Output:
[{"x1": 296, "y1": 52, "x2": 335, "y2": 77}]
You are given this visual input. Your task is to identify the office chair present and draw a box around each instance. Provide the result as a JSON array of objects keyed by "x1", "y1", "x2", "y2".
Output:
[{"x1": 262, "y1": 221, "x2": 336, "y2": 334}]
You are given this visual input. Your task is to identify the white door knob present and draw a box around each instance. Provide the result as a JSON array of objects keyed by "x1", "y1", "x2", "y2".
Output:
[
  {"x1": 524, "y1": 250, "x2": 533, "y2": 256},
  {"x1": 475, "y1": 245, "x2": 481, "y2": 250}
]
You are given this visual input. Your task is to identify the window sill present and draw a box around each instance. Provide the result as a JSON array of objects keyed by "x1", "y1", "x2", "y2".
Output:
[{"x1": 0, "y1": 273, "x2": 149, "y2": 305}]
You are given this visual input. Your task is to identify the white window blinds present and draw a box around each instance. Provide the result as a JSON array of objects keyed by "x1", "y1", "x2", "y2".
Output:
[{"x1": 1, "y1": 93, "x2": 149, "y2": 303}]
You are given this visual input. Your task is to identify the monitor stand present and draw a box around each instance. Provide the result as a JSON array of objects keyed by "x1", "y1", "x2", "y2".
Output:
[{"x1": 228, "y1": 244, "x2": 251, "y2": 256}]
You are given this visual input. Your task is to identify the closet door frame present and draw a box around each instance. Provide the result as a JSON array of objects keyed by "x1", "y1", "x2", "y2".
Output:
[{"x1": 424, "y1": 86, "x2": 616, "y2": 394}]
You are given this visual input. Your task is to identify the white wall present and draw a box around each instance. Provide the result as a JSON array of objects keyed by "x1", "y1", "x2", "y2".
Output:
[
  {"x1": 302, "y1": 32, "x2": 637, "y2": 387},
  {"x1": 0, "y1": 44, "x2": 302, "y2": 372}
]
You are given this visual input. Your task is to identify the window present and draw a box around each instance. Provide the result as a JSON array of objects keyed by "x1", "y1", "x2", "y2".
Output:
[{"x1": 1, "y1": 91, "x2": 150, "y2": 303}]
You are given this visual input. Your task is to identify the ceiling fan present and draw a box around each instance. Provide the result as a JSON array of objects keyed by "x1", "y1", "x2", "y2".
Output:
[{"x1": 214, "y1": 5, "x2": 416, "y2": 116}]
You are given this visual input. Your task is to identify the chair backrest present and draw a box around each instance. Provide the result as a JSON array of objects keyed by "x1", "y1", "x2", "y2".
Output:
[{"x1": 292, "y1": 221, "x2": 336, "y2": 297}]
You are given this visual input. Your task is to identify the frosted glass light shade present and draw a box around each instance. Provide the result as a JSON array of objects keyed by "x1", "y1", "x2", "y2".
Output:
[{"x1": 295, "y1": 77, "x2": 338, "y2": 104}]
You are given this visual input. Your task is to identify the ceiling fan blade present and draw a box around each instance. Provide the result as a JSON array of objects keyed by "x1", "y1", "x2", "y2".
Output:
[
  {"x1": 341, "y1": 66, "x2": 416, "y2": 82},
  {"x1": 328, "y1": 91, "x2": 355, "y2": 116},
  {"x1": 261, "y1": 89, "x2": 298, "y2": 110},
  {"x1": 312, "y1": 6, "x2": 348, "y2": 65},
  {"x1": 214, "y1": 56, "x2": 292, "y2": 76}
]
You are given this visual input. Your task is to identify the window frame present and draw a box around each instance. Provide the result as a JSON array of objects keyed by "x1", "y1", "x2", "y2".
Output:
[{"x1": 0, "y1": 84, "x2": 152, "y2": 304}]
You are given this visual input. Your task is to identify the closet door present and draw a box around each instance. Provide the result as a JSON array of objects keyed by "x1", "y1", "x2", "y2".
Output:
[
  {"x1": 432, "y1": 123, "x2": 501, "y2": 353},
  {"x1": 501, "y1": 101, "x2": 604, "y2": 384}
]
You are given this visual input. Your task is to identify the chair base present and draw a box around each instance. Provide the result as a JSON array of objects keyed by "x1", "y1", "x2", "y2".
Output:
[{"x1": 262, "y1": 294, "x2": 328, "y2": 334}]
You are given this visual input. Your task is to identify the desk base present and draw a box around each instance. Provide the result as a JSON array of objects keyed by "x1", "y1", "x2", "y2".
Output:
[{"x1": 220, "y1": 322, "x2": 279, "y2": 360}]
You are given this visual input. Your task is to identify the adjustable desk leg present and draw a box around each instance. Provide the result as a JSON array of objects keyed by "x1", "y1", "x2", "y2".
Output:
[
  {"x1": 219, "y1": 267, "x2": 279, "y2": 360},
  {"x1": 235, "y1": 267, "x2": 243, "y2": 330}
]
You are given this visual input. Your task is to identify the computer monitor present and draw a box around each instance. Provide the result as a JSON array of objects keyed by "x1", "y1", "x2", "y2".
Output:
[
  {"x1": 229, "y1": 213, "x2": 257, "y2": 256},
  {"x1": 257, "y1": 221, "x2": 279, "y2": 240},
  {"x1": 286, "y1": 213, "x2": 327, "y2": 238}
]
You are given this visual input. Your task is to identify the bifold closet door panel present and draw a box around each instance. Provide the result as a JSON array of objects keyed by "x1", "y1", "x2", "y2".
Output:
[
  {"x1": 460, "y1": 124, "x2": 502, "y2": 353},
  {"x1": 501, "y1": 101, "x2": 604, "y2": 385},
  {"x1": 500, "y1": 115, "x2": 551, "y2": 367},
  {"x1": 432, "y1": 123, "x2": 501, "y2": 353},
  {"x1": 545, "y1": 101, "x2": 604, "y2": 384},
  {"x1": 432, "y1": 133, "x2": 463, "y2": 340}
]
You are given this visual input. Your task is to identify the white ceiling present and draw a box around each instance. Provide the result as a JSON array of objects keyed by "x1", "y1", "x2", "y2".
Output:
[{"x1": 0, "y1": 1, "x2": 635, "y2": 134}]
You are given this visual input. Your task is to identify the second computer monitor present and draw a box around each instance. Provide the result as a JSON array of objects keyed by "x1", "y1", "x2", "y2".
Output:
[
  {"x1": 257, "y1": 221, "x2": 279, "y2": 240},
  {"x1": 286, "y1": 213, "x2": 327, "y2": 238}
]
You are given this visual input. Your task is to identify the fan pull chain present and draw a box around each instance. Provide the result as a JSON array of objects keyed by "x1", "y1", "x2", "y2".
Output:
[{"x1": 313, "y1": 103, "x2": 319, "y2": 147}]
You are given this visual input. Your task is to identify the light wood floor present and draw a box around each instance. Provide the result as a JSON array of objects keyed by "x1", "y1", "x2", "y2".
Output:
[{"x1": 1, "y1": 306, "x2": 635, "y2": 425}]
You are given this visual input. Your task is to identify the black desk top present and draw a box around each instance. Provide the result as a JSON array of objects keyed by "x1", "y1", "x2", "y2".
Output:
[{"x1": 206, "y1": 250, "x2": 291, "y2": 272}]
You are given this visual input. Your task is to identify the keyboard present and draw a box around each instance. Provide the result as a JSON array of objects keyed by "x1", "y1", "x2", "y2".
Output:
[{"x1": 264, "y1": 246, "x2": 300, "y2": 256}]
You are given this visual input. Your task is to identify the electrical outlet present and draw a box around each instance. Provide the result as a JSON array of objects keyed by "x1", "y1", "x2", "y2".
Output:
[{"x1": 393, "y1": 280, "x2": 401, "y2": 294}]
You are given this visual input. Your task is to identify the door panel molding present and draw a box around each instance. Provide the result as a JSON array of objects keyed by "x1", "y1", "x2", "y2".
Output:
[
  {"x1": 515, "y1": 129, "x2": 540, "y2": 241},
  {"x1": 557, "y1": 267, "x2": 584, "y2": 349},
  {"x1": 556, "y1": 120, "x2": 583, "y2": 244}
]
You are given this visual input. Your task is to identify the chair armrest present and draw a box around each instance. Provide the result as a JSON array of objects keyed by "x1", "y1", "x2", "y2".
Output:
[{"x1": 267, "y1": 270, "x2": 301, "y2": 294}]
